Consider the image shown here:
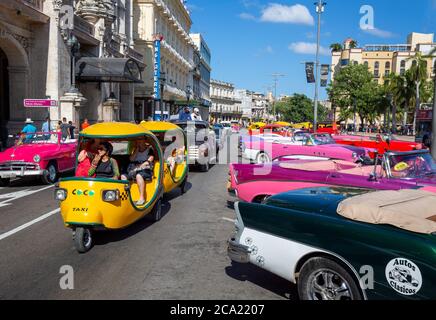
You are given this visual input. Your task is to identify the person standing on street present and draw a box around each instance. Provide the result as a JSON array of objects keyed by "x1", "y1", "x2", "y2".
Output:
[
  {"x1": 81, "y1": 118, "x2": 90, "y2": 131},
  {"x1": 60, "y1": 118, "x2": 70, "y2": 141},
  {"x1": 68, "y1": 121, "x2": 76, "y2": 140},
  {"x1": 41, "y1": 117, "x2": 51, "y2": 139}
]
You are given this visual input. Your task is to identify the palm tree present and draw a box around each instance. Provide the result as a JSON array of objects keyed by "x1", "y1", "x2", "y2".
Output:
[
  {"x1": 407, "y1": 52, "x2": 429, "y2": 135},
  {"x1": 330, "y1": 43, "x2": 343, "y2": 52},
  {"x1": 349, "y1": 40, "x2": 358, "y2": 49}
]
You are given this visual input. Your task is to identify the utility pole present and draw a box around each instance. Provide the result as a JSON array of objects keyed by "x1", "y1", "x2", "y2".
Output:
[
  {"x1": 271, "y1": 73, "x2": 285, "y2": 121},
  {"x1": 313, "y1": 0, "x2": 326, "y2": 132}
]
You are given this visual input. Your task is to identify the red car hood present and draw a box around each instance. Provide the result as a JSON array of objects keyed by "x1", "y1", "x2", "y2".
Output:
[{"x1": 0, "y1": 144, "x2": 61, "y2": 163}]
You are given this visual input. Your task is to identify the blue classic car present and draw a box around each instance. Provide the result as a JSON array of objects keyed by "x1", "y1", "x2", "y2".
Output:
[{"x1": 227, "y1": 187, "x2": 436, "y2": 300}]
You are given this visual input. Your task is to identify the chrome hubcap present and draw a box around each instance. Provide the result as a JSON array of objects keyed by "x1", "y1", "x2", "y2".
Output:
[
  {"x1": 309, "y1": 269, "x2": 352, "y2": 300},
  {"x1": 83, "y1": 229, "x2": 91, "y2": 248}
]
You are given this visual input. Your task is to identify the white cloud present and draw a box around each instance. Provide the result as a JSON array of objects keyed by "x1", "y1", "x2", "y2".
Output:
[
  {"x1": 266, "y1": 45, "x2": 274, "y2": 53},
  {"x1": 289, "y1": 42, "x2": 330, "y2": 56},
  {"x1": 239, "y1": 12, "x2": 256, "y2": 20},
  {"x1": 362, "y1": 27, "x2": 396, "y2": 38},
  {"x1": 261, "y1": 4, "x2": 314, "y2": 25}
]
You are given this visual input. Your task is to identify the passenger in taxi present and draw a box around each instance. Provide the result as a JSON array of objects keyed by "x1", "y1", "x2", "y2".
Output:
[
  {"x1": 88, "y1": 142, "x2": 120, "y2": 180},
  {"x1": 122, "y1": 139, "x2": 155, "y2": 206}
]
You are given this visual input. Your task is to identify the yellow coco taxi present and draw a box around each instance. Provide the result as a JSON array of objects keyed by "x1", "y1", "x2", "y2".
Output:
[
  {"x1": 55, "y1": 122, "x2": 164, "y2": 253},
  {"x1": 139, "y1": 121, "x2": 188, "y2": 194}
]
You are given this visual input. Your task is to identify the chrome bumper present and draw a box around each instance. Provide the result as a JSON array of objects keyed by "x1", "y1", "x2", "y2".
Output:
[
  {"x1": 0, "y1": 169, "x2": 46, "y2": 179},
  {"x1": 227, "y1": 237, "x2": 251, "y2": 264}
]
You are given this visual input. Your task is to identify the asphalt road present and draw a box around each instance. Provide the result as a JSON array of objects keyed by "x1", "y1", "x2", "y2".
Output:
[{"x1": 0, "y1": 164, "x2": 296, "y2": 300}]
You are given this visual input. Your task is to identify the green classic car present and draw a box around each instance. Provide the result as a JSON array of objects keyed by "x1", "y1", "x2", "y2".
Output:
[{"x1": 227, "y1": 187, "x2": 436, "y2": 300}]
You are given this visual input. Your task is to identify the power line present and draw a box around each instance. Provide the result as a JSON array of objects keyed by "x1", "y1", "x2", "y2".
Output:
[{"x1": 271, "y1": 73, "x2": 286, "y2": 119}]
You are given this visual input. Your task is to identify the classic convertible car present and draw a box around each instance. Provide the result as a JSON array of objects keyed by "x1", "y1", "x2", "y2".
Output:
[
  {"x1": 241, "y1": 133, "x2": 376, "y2": 164},
  {"x1": 228, "y1": 150, "x2": 436, "y2": 203},
  {"x1": 228, "y1": 187, "x2": 436, "y2": 300},
  {"x1": 334, "y1": 134, "x2": 424, "y2": 155},
  {"x1": 0, "y1": 132, "x2": 76, "y2": 185}
]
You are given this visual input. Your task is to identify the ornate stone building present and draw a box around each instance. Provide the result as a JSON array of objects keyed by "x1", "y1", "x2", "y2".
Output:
[
  {"x1": 0, "y1": 0, "x2": 144, "y2": 139},
  {"x1": 133, "y1": 0, "x2": 196, "y2": 120},
  {"x1": 210, "y1": 79, "x2": 242, "y2": 123}
]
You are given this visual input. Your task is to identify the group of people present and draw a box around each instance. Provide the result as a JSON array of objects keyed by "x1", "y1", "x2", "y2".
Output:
[
  {"x1": 179, "y1": 107, "x2": 203, "y2": 121},
  {"x1": 76, "y1": 139, "x2": 155, "y2": 206},
  {"x1": 20, "y1": 117, "x2": 92, "y2": 141}
]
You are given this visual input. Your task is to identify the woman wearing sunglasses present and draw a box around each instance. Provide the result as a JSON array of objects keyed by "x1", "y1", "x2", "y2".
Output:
[{"x1": 88, "y1": 142, "x2": 120, "y2": 180}]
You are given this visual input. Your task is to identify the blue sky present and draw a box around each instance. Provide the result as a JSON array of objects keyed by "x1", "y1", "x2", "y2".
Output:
[{"x1": 187, "y1": 0, "x2": 436, "y2": 100}]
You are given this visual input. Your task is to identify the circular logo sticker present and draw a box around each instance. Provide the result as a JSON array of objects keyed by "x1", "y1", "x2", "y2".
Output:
[{"x1": 385, "y1": 258, "x2": 422, "y2": 296}]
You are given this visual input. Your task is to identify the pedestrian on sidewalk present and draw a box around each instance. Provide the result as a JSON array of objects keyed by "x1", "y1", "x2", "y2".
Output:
[
  {"x1": 81, "y1": 118, "x2": 90, "y2": 131},
  {"x1": 69, "y1": 121, "x2": 76, "y2": 139},
  {"x1": 60, "y1": 118, "x2": 70, "y2": 141}
]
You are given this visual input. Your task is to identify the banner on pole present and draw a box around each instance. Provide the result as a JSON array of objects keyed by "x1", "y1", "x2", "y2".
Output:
[
  {"x1": 320, "y1": 64, "x2": 330, "y2": 87},
  {"x1": 305, "y1": 62, "x2": 315, "y2": 83},
  {"x1": 153, "y1": 37, "x2": 162, "y2": 100}
]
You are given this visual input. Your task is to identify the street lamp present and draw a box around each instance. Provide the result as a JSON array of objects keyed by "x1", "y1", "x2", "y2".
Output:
[
  {"x1": 159, "y1": 71, "x2": 166, "y2": 121},
  {"x1": 66, "y1": 32, "x2": 80, "y2": 94},
  {"x1": 313, "y1": 0, "x2": 327, "y2": 132}
]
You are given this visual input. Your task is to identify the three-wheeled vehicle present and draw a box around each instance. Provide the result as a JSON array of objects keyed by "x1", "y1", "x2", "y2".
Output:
[
  {"x1": 55, "y1": 122, "x2": 164, "y2": 253},
  {"x1": 140, "y1": 121, "x2": 189, "y2": 194}
]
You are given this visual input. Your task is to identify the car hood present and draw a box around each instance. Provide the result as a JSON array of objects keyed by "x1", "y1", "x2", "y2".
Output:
[{"x1": 0, "y1": 144, "x2": 60, "y2": 162}]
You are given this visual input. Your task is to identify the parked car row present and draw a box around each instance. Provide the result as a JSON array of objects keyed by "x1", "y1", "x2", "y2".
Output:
[{"x1": 227, "y1": 132, "x2": 436, "y2": 300}]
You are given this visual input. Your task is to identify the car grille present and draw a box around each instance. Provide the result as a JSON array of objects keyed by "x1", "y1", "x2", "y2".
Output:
[{"x1": 0, "y1": 162, "x2": 39, "y2": 171}]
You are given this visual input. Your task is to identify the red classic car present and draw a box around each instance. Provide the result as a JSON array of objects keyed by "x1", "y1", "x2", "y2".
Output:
[
  {"x1": 333, "y1": 134, "x2": 424, "y2": 155},
  {"x1": 0, "y1": 132, "x2": 77, "y2": 185},
  {"x1": 250, "y1": 124, "x2": 292, "y2": 137}
]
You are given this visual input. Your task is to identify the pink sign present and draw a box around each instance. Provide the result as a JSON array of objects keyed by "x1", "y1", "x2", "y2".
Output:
[{"x1": 24, "y1": 99, "x2": 58, "y2": 107}]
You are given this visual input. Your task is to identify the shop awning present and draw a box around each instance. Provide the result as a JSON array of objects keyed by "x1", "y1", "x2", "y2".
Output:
[{"x1": 75, "y1": 58, "x2": 143, "y2": 83}]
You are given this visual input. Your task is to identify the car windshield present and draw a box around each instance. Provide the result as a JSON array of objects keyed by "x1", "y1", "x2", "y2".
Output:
[
  {"x1": 311, "y1": 134, "x2": 335, "y2": 145},
  {"x1": 388, "y1": 152, "x2": 436, "y2": 179},
  {"x1": 16, "y1": 132, "x2": 59, "y2": 145}
]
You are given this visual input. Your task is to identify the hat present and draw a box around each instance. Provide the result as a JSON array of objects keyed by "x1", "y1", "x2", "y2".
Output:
[
  {"x1": 194, "y1": 108, "x2": 200, "y2": 113},
  {"x1": 25, "y1": 118, "x2": 34, "y2": 124}
]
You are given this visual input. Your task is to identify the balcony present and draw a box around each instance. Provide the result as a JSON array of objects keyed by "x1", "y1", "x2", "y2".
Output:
[
  {"x1": 74, "y1": 15, "x2": 95, "y2": 39},
  {"x1": 125, "y1": 47, "x2": 145, "y2": 67}
]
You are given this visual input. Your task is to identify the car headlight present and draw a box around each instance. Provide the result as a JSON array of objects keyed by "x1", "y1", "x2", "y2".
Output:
[
  {"x1": 55, "y1": 188, "x2": 67, "y2": 201},
  {"x1": 33, "y1": 155, "x2": 41, "y2": 163},
  {"x1": 102, "y1": 190, "x2": 120, "y2": 202}
]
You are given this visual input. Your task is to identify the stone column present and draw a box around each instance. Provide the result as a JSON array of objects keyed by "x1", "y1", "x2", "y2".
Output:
[
  {"x1": 102, "y1": 99, "x2": 121, "y2": 122},
  {"x1": 59, "y1": 92, "x2": 88, "y2": 127}
]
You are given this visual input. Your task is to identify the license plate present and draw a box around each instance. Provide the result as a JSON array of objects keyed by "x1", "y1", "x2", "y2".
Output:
[{"x1": 0, "y1": 172, "x2": 17, "y2": 179}]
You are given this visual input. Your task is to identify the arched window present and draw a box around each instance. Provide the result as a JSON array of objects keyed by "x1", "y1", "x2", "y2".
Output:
[
  {"x1": 400, "y1": 60, "x2": 406, "y2": 68},
  {"x1": 374, "y1": 61, "x2": 380, "y2": 69},
  {"x1": 364, "y1": 61, "x2": 368, "y2": 68},
  {"x1": 385, "y1": 61, "x2": 391, "y2": 69}
]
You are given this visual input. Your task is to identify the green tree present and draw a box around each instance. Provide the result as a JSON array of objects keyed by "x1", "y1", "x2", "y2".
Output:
[
  {"x1": 330, "y1": 43, "x2": 343, "y2": 52},
  {"x1": 327, "y1": 63, "x2": 386, "y2": 129},
  {"x1": 275, "y1": 94, "x2": 328, "y2": 123},
  {"x1": 349, "y1": 40, "x2": 358, "y2": 49}
]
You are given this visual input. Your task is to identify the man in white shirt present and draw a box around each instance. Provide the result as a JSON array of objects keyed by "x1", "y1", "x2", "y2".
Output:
[{"x1": 191, "y1": 108, "x2": 203, "y2": 121}]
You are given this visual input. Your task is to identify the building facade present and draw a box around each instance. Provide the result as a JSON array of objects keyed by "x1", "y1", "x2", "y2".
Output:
[
  {"x1": 210, "y1": 79, "x2": 242, "y2": 123},
  {"x1": 0, "y1": 0, "x2": 144, "y2": 138},
  {"x1": 331, "y1": 33, "x2": 436, "y2": 85},
  {"x1": 134, "y1": 0, "x2": 195, "y2": 121},
  {"x1": 190, "y1": 33, "x2": 211, "y2": 120},
  {"x1": 234, "y1": 89, "x2": 272, "y2": 124}
]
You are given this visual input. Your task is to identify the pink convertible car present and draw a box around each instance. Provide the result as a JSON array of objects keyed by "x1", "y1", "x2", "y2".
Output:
[
  {"x1": 0, "y1": 132, "x2": 77, "y2": 185},
  {"x1": 241, "y1": 133, "x2": 376, "y2": 164}
]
